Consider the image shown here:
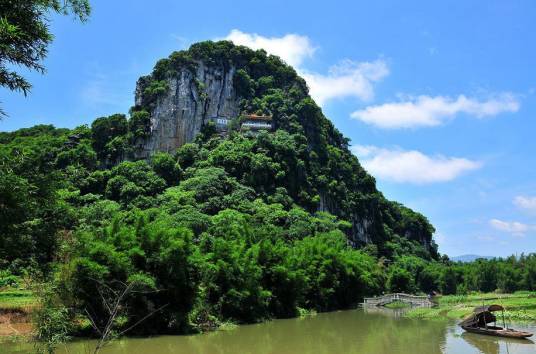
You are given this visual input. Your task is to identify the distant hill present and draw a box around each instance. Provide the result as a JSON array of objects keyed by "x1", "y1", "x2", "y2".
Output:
[{"x1": 451, "y1": 254, "x2": 494, "y2": 262}]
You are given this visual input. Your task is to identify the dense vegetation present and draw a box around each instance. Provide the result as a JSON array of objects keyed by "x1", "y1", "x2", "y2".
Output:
[
  {"x1": 376, "y1": 254, "x2": 536, "y2": 295},
  {"x1": 0, "y1": 123, "x2": 384, "y2": 334},
  {"x1": 2, "y1": 41, "x2": 534, "y2": 341},
  {"x1": 406, "y1": 291, "x2": 536, "y2": 322}
]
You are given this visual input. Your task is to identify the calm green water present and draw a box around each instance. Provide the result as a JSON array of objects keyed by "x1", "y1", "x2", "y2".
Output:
[{"x1": 5, "y1": 307, "x2": 536, "y2": 354}]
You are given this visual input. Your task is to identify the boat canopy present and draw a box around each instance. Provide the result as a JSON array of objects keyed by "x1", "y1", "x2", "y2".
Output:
[
  {"x1": 459, "y1": 304, "x2": 504, "y2": 327},
  {"x1": 473, "y1": 305, "x2": 504, "y2": 314}
]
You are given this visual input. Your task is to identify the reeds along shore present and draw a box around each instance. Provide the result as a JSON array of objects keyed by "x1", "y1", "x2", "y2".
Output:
[{"x1": 405, "y1": 292, "x2": 536, "y2": 321}]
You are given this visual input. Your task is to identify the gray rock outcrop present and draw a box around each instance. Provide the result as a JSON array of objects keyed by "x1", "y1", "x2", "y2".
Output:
[{"x1": 135, "y1": 62, "x2": 240, "y2": 158}]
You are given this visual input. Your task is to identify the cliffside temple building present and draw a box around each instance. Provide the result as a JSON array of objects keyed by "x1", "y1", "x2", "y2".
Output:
[
  {"x1": 240, "y1": 114, "x2": 273, "y2": 131},
  {"x1": 211, "y1": 116, "x2": 232, "y2": 131},
  {"x1": 209, "y1": 114, "x2": 273, "y2": 133}
]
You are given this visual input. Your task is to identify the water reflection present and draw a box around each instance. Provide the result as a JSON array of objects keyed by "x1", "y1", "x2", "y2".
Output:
[
  {"x1": 461, "y1": 332, "x2": 534, "y2": 354},
  {"x1": 3, "y1": 308, "x2": 535, "y2": 354},
  {"x1": 363, "y1": 304, "x2": 412, "y2": 318}
]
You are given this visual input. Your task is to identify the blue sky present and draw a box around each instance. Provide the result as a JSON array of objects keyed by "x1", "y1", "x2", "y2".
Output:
[{"x1": 2, "y1": 0, "x2": 535, "y2": 257}]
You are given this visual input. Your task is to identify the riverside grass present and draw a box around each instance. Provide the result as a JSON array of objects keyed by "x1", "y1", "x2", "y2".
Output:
[
  {"x1": 384, "y1": 301, "x2": 411, "y2": 309},
  {"x1": 0, "y1": 290, "x2": 36, "y2": 311},
  {"x1": 0, "y1": 289, "x2": 36, "y2": 340},
  {"x1": 405, "y1": 291, "x2": 536, "y2": 322}
]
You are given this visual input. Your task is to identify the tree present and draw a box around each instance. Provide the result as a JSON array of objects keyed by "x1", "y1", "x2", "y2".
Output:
[
  {"x1": 150, "y1": 152, "x2": 182, "y2": 186},
  {"x1": 104, "y1": 160, "x2": 166, "y2": 205},
  {"x1": 129, "y1": 110, "x2": 151, "y2": 140},
  {"x1": 441, "y1": 267, "x2": 458, "y2": 295},
  {"x1": 476, "y1": 260, "x2": 498, "y2": 292},
  {"x1": 91, "y1": 114, "x2": 128, "y2": 161},
  {"x1": 386, "y1": 266, "x2": 414, "y2": 293},
  {"x1": 0, "y1": 0, "x2": 91, "y2": 114},
  {"x1": 0, "y1": 139, "x2": 74, "y2": 266}
]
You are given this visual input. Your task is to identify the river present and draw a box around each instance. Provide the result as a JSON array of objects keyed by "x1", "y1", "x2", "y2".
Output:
[{"x1": 4, "y1": 307, "x2": 536, "y2": 353}]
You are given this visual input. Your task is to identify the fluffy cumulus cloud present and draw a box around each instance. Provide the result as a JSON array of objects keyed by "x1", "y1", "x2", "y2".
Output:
[
  {"x1": 351, "y1": 145, "x2": 482, "y2": 184},
  {"x1": 224, "y1": 30, "x2": 387, "y2": 106},
  {"x1": 514, "y1": 195, "x2": 536, "y2": 213},
  {"x1": 351, "y1": 93, "x2": 520, "y2": 129},
  {"x1": 301, "y1": 59, "x2": 388, "y2": 106},
  {"x1": 225, "y1": 29, "x2": 316, "y2": 68},
  {"x1": 489, "y1": 219, "x2": 532, "y2": 237},
  {"x1": 223, "y1": 30, "x2": 520, "y2": 122}
]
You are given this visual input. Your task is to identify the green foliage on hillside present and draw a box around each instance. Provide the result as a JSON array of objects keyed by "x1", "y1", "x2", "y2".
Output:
[{"x1": 57, "y1": 208, "x2": 382, "y2": 334}]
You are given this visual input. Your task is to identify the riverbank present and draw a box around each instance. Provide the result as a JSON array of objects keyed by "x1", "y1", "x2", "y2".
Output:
[
  {"x1": 405, "y1": 292, "x2": 536, "y2": 322},
  {"x1": 3, "y1": 289, "x2": 536, "y2": 339},
  {"x1": 5, "y1": 307, "x2": 536, "y2": 354},
  {"x1": 0, "y1": 289, "x2": 36, "y2": 338},
  {"x1": 384, "y1": 301, "x2": 411, "y2": 309}
]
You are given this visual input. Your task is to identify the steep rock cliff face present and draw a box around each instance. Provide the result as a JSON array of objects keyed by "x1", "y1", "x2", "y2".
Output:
[
  {"x1": 135, "y1": 62, "x2": 240, "y2": 158},
  {"x1": 318, "y1": 191, "x2": 373, "y2": 244}
]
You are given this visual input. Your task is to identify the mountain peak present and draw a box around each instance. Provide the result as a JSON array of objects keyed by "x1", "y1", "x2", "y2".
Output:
[{"x1": 118, "y1": 40, "x2": 438, "y2": 257}]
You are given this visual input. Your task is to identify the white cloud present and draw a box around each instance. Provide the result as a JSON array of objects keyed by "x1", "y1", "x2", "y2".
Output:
[
  {"x1": 351, "y1": 145, "x2": 482, "y2": 184},
  {"x1": 301, "y1": 59, "x2": 389, "y2": 106},
  {"x1": 489, "y1": 219, "x2": 532, "y2": 237},
  {"x1": 514, "y1": 195, "x2": 536, "y2": 213},
  {"x1": 225, "y1": 29, "x2": 316, "y2": 68},
  {"x1": 224, "y1": 30, "x2": 387, "y2": 106},
  {"x1": 351, "y1": 93, "x2": 520, "y2": 129},
  {"x1": 434, "y1": 232, "x2": 446, "y2": 244}
]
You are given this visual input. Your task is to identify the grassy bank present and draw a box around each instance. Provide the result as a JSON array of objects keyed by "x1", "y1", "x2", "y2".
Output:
[
  {"x1": 405, "y1": 292, "x2": 536, "y2": 322},
  {"x1": 0, "y1": 289, "x2": 37, "y2": 338},
  {"x1": 0, "y1": 290, "x2": 36, "y2": 311},
  {"x1": 384, "y1": 301, "x2": 411, "y2": 309}
]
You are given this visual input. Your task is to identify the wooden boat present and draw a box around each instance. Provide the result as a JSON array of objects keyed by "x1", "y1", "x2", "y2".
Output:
[
  {"x1": 460, "y1": 304, "x2": 533, "y2": 339},
  {"x1": 463, "y1": 325, "x2": 533, "y2": 339}
]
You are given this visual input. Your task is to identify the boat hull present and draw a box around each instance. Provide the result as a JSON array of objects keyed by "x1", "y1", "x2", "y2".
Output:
[{"x1": 462, "y1": 326, "x2": 533, "y2": 339}]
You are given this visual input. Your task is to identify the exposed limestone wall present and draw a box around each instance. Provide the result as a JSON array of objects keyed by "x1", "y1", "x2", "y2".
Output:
[
  {"x1": 319, "y1": 190, "x2": 375, "y2": 245},
  {"x1": 351, "y1": 217, "x2": 373, "y2": 245},
  {"x1": 135, "y1": 62, "x2": 240, "y2": 158}
]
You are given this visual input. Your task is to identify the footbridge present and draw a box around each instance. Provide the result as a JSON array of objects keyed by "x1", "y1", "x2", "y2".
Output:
[{"x1": 363, "y1": 293, "x2": 433, "y2": 307}]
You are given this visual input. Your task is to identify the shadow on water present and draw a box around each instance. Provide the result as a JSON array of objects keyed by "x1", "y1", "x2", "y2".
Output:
[{"x1": 3, "y1": 308, "x2": 536, "y2": 353}]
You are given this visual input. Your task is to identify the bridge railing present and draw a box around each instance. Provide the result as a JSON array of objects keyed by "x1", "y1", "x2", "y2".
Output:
[{"x1": 363, "y1": 293, "x2": 432, "y2": 307}]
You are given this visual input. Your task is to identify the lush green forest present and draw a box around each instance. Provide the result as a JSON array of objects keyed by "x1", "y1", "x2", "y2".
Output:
[{"x1": 1, "y1": 41, "x2": 536, "y2": 342}]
